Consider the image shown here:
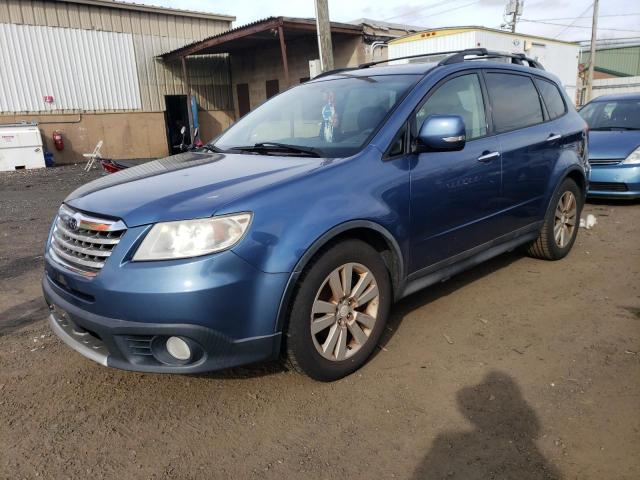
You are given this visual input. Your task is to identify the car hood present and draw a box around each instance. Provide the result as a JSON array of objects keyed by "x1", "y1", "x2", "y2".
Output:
[
  {"x1": 65, "y1": 152, "x2": 327, "y2": 227},
  {"x1": 588, "y1": 130, "x2": 640, "y2": 161}
]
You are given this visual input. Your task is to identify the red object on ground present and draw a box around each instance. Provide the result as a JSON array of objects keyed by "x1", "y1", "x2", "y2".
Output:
[{"x1": 100, "y1": 159, "x2": 123, "y2": 173}]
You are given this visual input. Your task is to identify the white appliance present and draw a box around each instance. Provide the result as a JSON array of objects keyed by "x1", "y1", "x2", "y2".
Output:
[{"x1": 0, "y1": 122, "x2": 46, "y2": 171}]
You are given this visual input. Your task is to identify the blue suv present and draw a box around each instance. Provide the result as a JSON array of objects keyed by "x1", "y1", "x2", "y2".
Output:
[{"x1": 43, "y1": 49, "x2": 589, "y2": 381}]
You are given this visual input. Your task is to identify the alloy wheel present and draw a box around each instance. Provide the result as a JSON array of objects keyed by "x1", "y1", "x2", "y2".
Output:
[
  {"x1": 310, "y1": 263, "x2": 380, "y2": 361},
  {"x1": 554, "y1": 191, "x2": 577, "y2": 248}
]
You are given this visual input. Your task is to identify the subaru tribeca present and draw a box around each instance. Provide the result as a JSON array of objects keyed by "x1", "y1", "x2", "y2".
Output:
[{"x1": 43, "y1": 49, "x2": 589, "y2": 381}]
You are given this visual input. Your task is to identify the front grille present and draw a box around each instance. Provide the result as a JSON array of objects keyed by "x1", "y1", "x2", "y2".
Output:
[
  {"x1": 589, "y1": 158, "x2": 622, "y2": 166},
  {"x1": 589, "y1": 181, "x2": 629, "y2": 192},
  {"x1": 49, "y1": 204, "x2": 126, "y2": 277}
]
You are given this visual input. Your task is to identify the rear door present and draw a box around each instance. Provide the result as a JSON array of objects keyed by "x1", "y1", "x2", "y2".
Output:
[
  {"x1": 484, "y1": 71, "x2": 563, "y2": 231},
  {"x1": 409, "y1": 71, "x2": 502, "y2": 273}
]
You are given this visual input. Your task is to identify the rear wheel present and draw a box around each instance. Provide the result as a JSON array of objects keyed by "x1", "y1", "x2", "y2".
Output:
[
  {"x1": 527, "y1": 178, "x2": 582, "y2": 260},
  {"x1": 285, "y1": 239, "x2": 391, "y2": 381}
]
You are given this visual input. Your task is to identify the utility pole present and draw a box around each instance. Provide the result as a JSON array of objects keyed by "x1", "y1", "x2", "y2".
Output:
[
  {"x1": 502, "y1": 0, "x2": 523, "y2": 33},
  {"x1": 510, "y1": 2, "x2": 517, "y2": 32},
  {"x1": 314, "y1": 0, "x2": 334, "y2": 72},
  {"x1": 586, "y1": 0, "x2": 599, "y2": 103}
]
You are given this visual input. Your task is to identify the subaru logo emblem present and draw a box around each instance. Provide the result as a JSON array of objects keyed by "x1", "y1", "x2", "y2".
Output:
[{"x1": 67, "y1": 217, "x2": 79, "y2": 231}]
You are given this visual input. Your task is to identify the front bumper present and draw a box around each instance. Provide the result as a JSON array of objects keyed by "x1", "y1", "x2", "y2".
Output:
[
  {"x1": 43, "y1": 275, "x2": 283, "y2": 373},
  {"x1": 43, "y1": 237, "x2": 290, "y2": 373},
  {"x1": 588, "y1": 163, "x2": 640, "y2": 199}
]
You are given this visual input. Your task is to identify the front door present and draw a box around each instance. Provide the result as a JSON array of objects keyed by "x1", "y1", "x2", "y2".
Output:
[{"x1": 409, "y1": 72, "x2": 502, "y2": 273}]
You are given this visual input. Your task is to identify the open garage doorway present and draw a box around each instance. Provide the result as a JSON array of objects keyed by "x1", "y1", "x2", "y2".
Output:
[{"x1": 165, "y1": 95, "x2": 190, "y2": 155}]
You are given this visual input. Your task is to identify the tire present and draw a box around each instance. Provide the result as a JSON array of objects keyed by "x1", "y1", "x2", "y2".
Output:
[
  {"x1": 284, "y1": 239, "x2": 392, "y2": 381},
  {"x1": 527, "y1": 177, "x2": 583, "y2": 261}
]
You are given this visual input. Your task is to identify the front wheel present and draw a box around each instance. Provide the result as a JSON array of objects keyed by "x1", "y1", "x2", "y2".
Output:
[
  {"x1": 284, "y1": 239, "x2": 391, "y2": 381},
  {"x1": 527, "y1": 178, "x2": 583, "y2": 260}
]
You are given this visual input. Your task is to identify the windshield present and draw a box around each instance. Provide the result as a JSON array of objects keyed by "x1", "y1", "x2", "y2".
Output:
[
  {"x1": 213, "y1": 75, "x2": 420, "y2": 157},
  {"x1": 579, "y1": 99, "x2": 640, "y2": 130}
]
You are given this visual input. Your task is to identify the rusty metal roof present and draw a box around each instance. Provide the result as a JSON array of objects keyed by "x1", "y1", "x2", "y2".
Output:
[{"x1": 159, "y1": 16, "x2": 363, "y2": 60}]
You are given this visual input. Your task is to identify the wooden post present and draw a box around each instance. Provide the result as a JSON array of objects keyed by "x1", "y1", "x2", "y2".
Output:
[
  {"x1": 314, "y1": 0, "x2": 334, "y2": 72},
  {"x1": 586, "y1": 0, "x2": 599, "y2": 103},
  {"x1": 278, "y1": 25, "x2": 290, "y2": 87},
  {"x1": 181, "y1": 55, "x2": 194, "y2": 142}
]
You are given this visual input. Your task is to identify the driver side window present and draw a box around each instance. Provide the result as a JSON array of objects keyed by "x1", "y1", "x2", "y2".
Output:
[{"x1": 416, "y1": 74, "x2": 487, "y2": 140}]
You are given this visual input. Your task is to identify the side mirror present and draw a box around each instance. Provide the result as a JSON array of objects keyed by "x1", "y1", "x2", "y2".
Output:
[{"x1": 416, "y1": 115, "x2": 466, "y2": 152}]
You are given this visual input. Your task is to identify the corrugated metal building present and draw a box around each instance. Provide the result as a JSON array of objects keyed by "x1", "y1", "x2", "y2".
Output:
[
  {"x1": 576, "y1": 41, "x2": 640, "y2": 104},
  {"x1": 0, "y1": 0, "x2": 234, "y2": 163},
  {"x1": 579, "y1": 42, "x2": 640, "y2": 78}
]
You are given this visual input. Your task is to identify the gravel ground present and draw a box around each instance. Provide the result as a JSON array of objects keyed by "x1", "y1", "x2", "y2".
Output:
[{"x1": 0, "y1": 165, "x2": 639, "y2": 479}]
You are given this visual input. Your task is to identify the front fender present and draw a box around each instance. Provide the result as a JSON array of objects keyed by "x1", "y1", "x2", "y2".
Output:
[{"x1": 224, "y1": 148, "x2": 411, "y2": 275}]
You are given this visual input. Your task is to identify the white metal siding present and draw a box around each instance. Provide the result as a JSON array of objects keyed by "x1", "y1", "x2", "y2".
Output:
[
  {"x1": 389, "y1": 30, "x2": 580, "y2": 104},
  {"x1": 592, "y1": 76, "x2": 640, "y2": 97},
  {"x1": 0, "y1": 0, "x2": 233, "y2": 113},
  {"x1": 0, "y1": 23, "x2": 141, "y2": 112},
  {"x1": 388, "y1": 32, "x2": 478, "y2": 64}
]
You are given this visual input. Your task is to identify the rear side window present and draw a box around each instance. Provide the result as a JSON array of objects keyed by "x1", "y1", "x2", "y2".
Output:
[
  {"x1": 485, "y1": 73, "x2": 544, "y2": 133},
  {"x1": 535, "y1": 78, "x2": 566, "y2": 120},
  {"x1": 416, "y1": 74, "x2": 487, "y2": 140}
]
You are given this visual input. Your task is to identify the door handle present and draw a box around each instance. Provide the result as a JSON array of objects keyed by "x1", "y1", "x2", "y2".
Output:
[
  {"x1": 477, "y1": 151, "x2": 500, "y2": 162},
  {"x1": 546, "y1": 133, "x2": 562, "y2": 142}
]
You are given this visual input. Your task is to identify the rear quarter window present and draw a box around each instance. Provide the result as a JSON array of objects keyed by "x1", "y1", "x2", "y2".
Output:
[
  {"x1": 535, "y1": 78, "x2": 566, "y2": 120},
  {"x1": 485, "y1": 73, "x2": 544, "y2": 133}
]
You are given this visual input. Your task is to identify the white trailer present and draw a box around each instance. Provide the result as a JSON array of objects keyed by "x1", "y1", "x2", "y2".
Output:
[
  {"x1": 0, "y1": 122, "x2": 46, "y2": 171},
  {"x1": 388, "y1": 27, "x2": 580, "y2": 104}
]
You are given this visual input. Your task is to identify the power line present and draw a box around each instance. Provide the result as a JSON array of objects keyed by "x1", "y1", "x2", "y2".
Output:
[
  {"x1": 383, "y1": 0, "x2": 453, "y2": 21},
  {"x1": 384, "y1": 0, "x2": 481, "y2": 23},
  {"x1": 523, "y1": 13, "x2": 640, "y2": 22},
  {"x1": 552, "y1": 2, "x2": 593, "y2": 39},
  {"x1": 520, "y1": 19, "x2": 640, "y2": 34}
]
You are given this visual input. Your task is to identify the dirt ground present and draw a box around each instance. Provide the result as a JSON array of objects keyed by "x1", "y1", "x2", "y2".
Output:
[{"x1": 1, "y1": 165, "x2": 639, "y2": 479}]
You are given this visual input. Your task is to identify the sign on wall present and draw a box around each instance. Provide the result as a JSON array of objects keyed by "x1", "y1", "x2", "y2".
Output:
[{"x1": 0, "y1": 23, "x2": 142, "y2": 113}]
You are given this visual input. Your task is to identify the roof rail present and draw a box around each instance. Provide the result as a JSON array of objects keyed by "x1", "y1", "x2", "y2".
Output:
[
  {"x1": 439, "y1": 49, "x2": 545, "y2": 70},
  {"x1": 313, "y1": 48, "x2": 544, "y2": 80},
  {"x1": 313, "y1": 66, "x2": 360, "y2": 80}
]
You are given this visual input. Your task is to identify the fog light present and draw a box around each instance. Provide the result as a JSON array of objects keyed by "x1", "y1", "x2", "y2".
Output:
[{"x1": 166, "y1": 336, "x2": 191, "y2": 360}]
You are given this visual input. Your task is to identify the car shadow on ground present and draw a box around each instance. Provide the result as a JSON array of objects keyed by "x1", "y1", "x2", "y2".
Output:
[
  {"x1": 376, "y1": 250, "x2": 523, "y2": 354},
  {"x1": 413, "y1": 370, "x2": 562, "y2": 480}
]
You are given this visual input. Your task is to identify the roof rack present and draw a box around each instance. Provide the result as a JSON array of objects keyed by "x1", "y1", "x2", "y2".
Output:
[
  {"x1": 314, "y1": 48, "x2": 545, "y2": 79},
  {"x1": 439, "y1": 49, "x2": 544, "y2": 69}
]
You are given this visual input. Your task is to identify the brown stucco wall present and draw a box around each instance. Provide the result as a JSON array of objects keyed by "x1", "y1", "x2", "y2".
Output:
[
  {"x1": 229, "y1": 35, "x2": 366, "y2": 118},
  {"x1": 0, "y1": 110, "x2": 234, "y2": 165}
]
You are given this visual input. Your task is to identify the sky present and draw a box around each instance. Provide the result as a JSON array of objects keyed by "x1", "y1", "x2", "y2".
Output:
[{"x1": 124, "y1": 0, "x2": 640, "y2": 42}]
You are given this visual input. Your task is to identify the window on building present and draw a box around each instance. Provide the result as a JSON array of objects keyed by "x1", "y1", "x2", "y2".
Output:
[
  {"x1": 535, "y1": 78, "x2": 566, "y2": 120},
  {"x1": 485, "y1": 73, "x2": 544, "y2": 133},
  {"x1": 416, "y1": 74, "x2": 487, "y2": 140},
  {"x1": 266, "y1": 79, "x2": 280, "y2": 99}
]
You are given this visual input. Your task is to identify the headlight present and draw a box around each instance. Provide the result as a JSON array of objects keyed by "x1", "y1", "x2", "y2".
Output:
[
  {"x1": 623, "y1": 146, "x2": 640, "y2": 164},
  {"x1": 133, "y1": 213, "x2": 252, "y2": 261}
]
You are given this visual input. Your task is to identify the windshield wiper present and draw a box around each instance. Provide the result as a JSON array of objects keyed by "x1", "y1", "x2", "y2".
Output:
[
  {"x1": 228, "y1": 142, "x2": 322, "y2": 157},
  {"x1": 200, "y1": 144, "x2": 223, "y2": 153}
]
